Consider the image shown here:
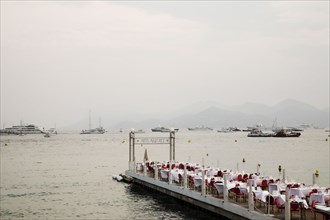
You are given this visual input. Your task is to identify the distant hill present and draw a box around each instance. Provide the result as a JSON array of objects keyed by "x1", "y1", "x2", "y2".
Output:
[
  {"x1": 61, "y1": 99, "x2": 329, "y2": 130},
  {"x1": 113, "y1": 99, "x2": 329, "y2": 129}
]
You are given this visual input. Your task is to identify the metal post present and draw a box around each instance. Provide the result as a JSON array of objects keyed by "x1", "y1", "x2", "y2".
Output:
[
  {"x1": 169, "y1": 161, "x2": 172, "y2": 184},
  {"x1": 248, "y1": 179, "x2": 254, "y2": 212},
  {"x1": 132, "y1": 132, "x2": 135, "y2": 172},
  {"x1": 285, "y1": 187, "x2": 290, "y2": 220},
  {"x1": 202, "y1": 168, "x2": 206, "y2": 196},
  {"x1": 282, "y1": 169, "x2": 286, "y2": 183},
  {"x1": 170, "y1": 135, "x2": 172, "y2": 162},
  {"x1": 312, "y1": 173, "x2": 315, "y2": 185},
  {"x1": 129, "y1": 132, "x2": 132, "y2": 162},
  {"x1": 129, "y1": 131, "x2": 133, "y2": 171},
  {"x1": 268, "y1": 192, "x2": 271, "y2": 214},
  {"x1": 171, "y1": 131, "x2": 175, "y2": 161},
  {"x1": 155, "y1": 163, "x2": 158, "y2": 180},
  {"x1": 184, "y1": 163, "x2": 187, "y2": 189},
  {"x1": 129, "y1": 132, "x2": 131, "y2": 170},
  {"x1": 257, "y1": 164, "x2": 260, "y2": 175},
  {"x1": 236, "y1": 162, "x2": 239, "y2": 172},
  {"x1": 224, "y1": 174, "x2": 228, "y2": 202},
  {"x1": 143, "y1": 160, "x2": 147, "y2": 177}
]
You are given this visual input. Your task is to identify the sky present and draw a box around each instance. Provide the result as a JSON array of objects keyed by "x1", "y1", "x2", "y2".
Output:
[{"x1": 1, "y1": 1, "x2": 329, "y2": 128}]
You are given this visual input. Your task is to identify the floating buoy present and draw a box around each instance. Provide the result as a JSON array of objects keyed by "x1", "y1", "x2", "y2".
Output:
[
  {"x1": 122, "y1": 140, "x2": 125, "y2": 143},
  {"x1": 326, "y1": 138, "x2": 328, "y2": 141},
  {"x1": 242, "y1": 158, "x2": 246, "y2": 163},
  {"x1": 235, "y1": 140, "x2": 237, "y2": 142},
  {"x1": 315, "y1": 170, "x2": 319, "y2": 177},
  {"x1": 188, "y1": 140, "x2": 191, "y2": 143}
]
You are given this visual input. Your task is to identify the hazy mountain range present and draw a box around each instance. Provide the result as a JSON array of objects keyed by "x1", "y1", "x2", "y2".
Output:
[{"x1": 63, "y1": 99, "x2": 329, "y2": 131}]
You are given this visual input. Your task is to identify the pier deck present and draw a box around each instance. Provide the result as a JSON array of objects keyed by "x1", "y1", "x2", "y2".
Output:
[{"x1": 126, "y1": 170, "x2": 276, "y2": 220}]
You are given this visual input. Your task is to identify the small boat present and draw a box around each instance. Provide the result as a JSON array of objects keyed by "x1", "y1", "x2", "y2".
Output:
[
  {"x1": 80, "y1": 127, "x2": 105, "y2": 134},
  {"x1": 217, "y1": 128, "x2": 232, "y2": 133},
  {"x1": 135, "y1": 129, "x2": 145, "y2": 134},
  {"x1": 44, "y1": 133, "x2": 51, "y2": 138},
  {"x1": 151, "y1": 126, "x2": 179, "y2": 132},
  {"x1": 287, "y1": 127, "x2": 304, "y2": 132},
  {"x1": 272, "y1": 128, "x2": 301, "y2": 137},
  {"x1": 112, "y1": 173, "x2": 132, "y2": 183},
  {"x1": 47, "y1": 127, "x2": 58, "y2": 134},
  {"x1": 188, "y1": 125, "x2": 213, "y2": 131},
  {"x1": 247, "y1": 129, "x2": 272, "y2": 137},
  {"x1": 217, "y1": 127, "x2": 241, "y2": 133}
]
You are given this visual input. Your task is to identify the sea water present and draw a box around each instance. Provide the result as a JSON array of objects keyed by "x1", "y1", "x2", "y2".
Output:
[{"x1": 0, "y1": 129, "x2": 329, "y2": 219}]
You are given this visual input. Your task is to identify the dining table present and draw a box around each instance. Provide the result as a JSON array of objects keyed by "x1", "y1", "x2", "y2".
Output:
[
  {"x1": 309, "y1": 192, "x2": 330, "y2": 205},
  {"x1": 289, "y1": 187, "x2": 311, "y2": 198}
]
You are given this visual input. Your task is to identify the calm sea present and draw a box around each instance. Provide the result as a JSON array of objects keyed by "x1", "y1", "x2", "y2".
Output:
[{"x1": 1, "y1": 129, "x2": 329, "y2": 219}]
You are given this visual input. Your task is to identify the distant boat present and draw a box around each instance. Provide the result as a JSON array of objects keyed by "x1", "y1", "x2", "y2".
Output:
[
  {"x1": 81, "y1": 127, "x2": 105, "y2": 134},
  {"x1": 41, "y1": 127, "x2": 58, "y2": 135},
  {"x1": 44, "y1": 133, "x2": 51, "y2": 138},
  {"x1": 135, "y1": 129, "x2": 145, "y2": 134},
  {"x1": 188, "y1": 125, "x2": 213, "y2": 131},
  {"x1": 0, "y1": 124, "x2": 44, "y2": 135},
  {"x1": 287, "y1": 127, "x2": 304, "y2": 132},
  {"x1": 217, "y1": 128, "x2": 232, "y2": 133},
  {"x1": 80, "y1": 111, "x2": 105, "y2": 134},
  {"x1": 217, "y1": 127, "x2": 241, "y2": 133},
  {"x1": 272, "y1": 128, "x2": 301, "y2": 137},
  {"x1": 247, "y1": 129, "x2": 272, "y2": 137},
  {"x1": 48, "y1": 127, "x2": 58, "y2": 134},
  {"x1": 151, "y1": 126, "x2": 179, "y2": 132}
]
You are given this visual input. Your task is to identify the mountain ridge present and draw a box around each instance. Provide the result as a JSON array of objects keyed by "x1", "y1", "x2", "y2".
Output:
[
  {"x1": 61, "y1": 99, "x2": 329, "y2": 130},
  {"x1": 113, "y1": 99, "x2": 329, "y2": 129}
]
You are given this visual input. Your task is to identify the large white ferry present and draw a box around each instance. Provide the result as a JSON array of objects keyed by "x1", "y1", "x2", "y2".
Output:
[{"x1": 0, "y1": 124, "x2": 44, "y2": 135}]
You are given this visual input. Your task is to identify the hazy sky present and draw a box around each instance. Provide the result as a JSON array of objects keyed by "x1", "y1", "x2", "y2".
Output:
[{"x1": 1, "y1": 1, "x2": 329, "y2": 128}]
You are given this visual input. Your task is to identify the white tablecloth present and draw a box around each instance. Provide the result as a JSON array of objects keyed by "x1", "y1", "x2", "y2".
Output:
[
  {"x1": 254, "y1": 190, "x2": 269, "y2": 203},
  {"x1": 315, "y1": 205, "x2": 330, "y2": 212},
  {"x1": 268, "y1": 183, "x2": 286, "y2": 194},
  {"x1": 309, "y1": 193, "x2": 330, "y2": 205},
  {"x1": 160, "y1": 170, "x2": 169, "y2": 179},
  {"x1": 171, "y1": 169, "x2": 184, "y2": 183},
  {"x1": 289, "y1": 187, "x2": 311, "y2": 198},
  {"x1": 214, "y1": 181, "x2": 247, "y2": 194},
  {"x1": 273, "y1": 194, "x2": 309, "y2": 209}
]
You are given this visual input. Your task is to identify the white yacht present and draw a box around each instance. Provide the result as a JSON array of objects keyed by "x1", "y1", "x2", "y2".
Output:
[
  {"x1": 80, "y1": 127, "x2": 105, "y2": 134},
  {"x1": 188, "y1": 125, "x2": 213, "y2": 131},
  {"x1": 151, "y1": 126, "x2": 179, "y2": 132},
  {"x1": 80, "y1": 111, "x2": 105, "y2": 134}
]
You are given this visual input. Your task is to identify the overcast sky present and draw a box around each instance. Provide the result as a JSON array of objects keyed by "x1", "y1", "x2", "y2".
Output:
[{"x1": 1, "y1": 1, "x2": 329, "y2": 128}]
